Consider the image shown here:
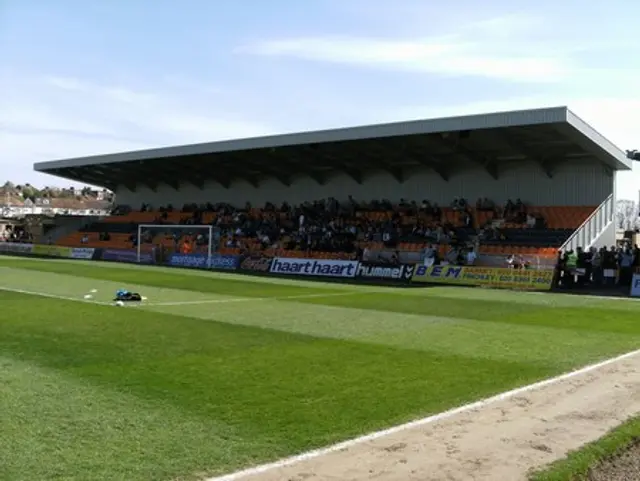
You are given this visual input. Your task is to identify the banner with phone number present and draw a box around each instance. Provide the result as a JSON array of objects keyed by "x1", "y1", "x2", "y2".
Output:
[
  {"x1": 412, "y1": 265, "x2": 554, "y2": 290},
  {"x1": 32, "y1": 245, "x2": 72, "y2": 258}
]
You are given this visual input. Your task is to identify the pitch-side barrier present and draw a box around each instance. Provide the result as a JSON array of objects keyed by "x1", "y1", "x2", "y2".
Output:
[{"x1": 0, "y1": 243, "x2": 559, "y2": 292}]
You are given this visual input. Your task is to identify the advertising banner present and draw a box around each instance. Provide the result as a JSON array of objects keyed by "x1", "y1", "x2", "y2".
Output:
[
  {"x1": 239, "y1": 256, "x2": 273, "y2": 272},
  {"x1": 208, "y1": 254, "x2": 239, "y2": 270},
  {"x1": 70, "y1": 247, "x2": 95, "y2": 259},
  {"x1": 166, "y1": 253, "x2": 239, "y2": 270},
  {"x1": 412, "y1": 265, "x2": 554, "y2": 290},
  {"x1": 167, "y1": 253, "x2": 208, "y2": 269},
  {"x1": 270, "y1": 257, "x2": 359, "y2": 278},
  {"x1": 102, "y1": 248, "x2": 153, "y2": 264},
  {"x1": 32, "y1": 245, "x2": 72, "y2": 258},
  {"x1": 357, "y1": 262, "x2": 415, "y2": 282},
  {"x1": 0, "y1": 242, "x2": 33, "y2": 254}
]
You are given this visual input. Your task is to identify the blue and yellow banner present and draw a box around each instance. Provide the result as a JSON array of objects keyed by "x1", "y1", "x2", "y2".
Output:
[{"x1": 412, "y1": 265, "x2": 554, "y2": 290}]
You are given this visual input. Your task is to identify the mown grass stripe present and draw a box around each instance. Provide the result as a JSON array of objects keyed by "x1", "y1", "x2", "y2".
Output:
[{"x1": 208, "y1": 349, "x2": 640, "y2": 481}]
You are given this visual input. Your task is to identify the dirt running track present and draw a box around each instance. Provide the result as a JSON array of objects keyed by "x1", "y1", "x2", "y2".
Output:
[{"x1": 211, "y1": 351, "x2": 640, "y2": 481}]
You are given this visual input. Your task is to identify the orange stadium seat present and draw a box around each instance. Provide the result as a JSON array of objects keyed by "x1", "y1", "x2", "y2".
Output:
[{"x1": 55, "y1": 200, "x2": 595, "y2": 264}]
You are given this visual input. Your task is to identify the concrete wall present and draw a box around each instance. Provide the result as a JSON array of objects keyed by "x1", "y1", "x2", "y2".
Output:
[{"x1": 115, "y1": 159, "x2": 613, "y2": 208}]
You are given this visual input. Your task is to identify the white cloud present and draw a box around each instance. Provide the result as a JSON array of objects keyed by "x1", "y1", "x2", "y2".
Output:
[
  {"x1": 0, "y1": 73, "x2": 274, "y2": 186},
  {"x1": 0, "y1": 131, "x2": 151, "y2": 188},
  {"x1": 239, "y1": 36, "x2": 568, "y2": 83},
  {"x1": 465, "y1": 14, "x2": 544, "y2": 38},
  {"x1": 0, "y1": 105, "x2": 117, "y2": 137},
  {"x1": 238, "y1": 14, "x2": 572, "y2": 83}
]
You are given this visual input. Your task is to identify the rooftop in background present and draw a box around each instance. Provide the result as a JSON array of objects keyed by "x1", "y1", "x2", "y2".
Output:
[{"x1": 34, "y1": 106, "x2": 632, "y2": 192}]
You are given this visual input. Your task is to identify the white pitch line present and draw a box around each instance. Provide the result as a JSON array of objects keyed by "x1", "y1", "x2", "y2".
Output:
[
  {"x1": 206, "y1": 347, "x2": 640, "y2": 481},
  {"x1": 0, "y1": 286, "x2": 368, "y2": 307},
  {"x1": 147, "y1": 291, "x2": 366, "y2": 306},
  {"x1": 0, "y1": 286, "x2": 112, "y2": 305}
]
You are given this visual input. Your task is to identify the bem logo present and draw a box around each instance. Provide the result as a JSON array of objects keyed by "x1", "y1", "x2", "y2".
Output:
[
  {"x1": 241, "y1": 257, "x2": 272, "y2": 272},
  {"x1": 416, "y1": 265, "x2": 462, "y2": 278}
]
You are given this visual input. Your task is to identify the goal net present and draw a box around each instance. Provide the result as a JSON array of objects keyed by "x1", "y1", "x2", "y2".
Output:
[{"x1": 136, "y1": 224, "x2": 220, "y2": 266}]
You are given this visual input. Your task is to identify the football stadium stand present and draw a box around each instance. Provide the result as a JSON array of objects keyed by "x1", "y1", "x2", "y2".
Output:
[{"x1": 33, "y1": 106, "x2": 631, "y2": 268}]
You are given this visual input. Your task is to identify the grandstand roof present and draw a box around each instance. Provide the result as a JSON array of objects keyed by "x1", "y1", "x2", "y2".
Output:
[{"x1": 34, "y1": 106, "x2": 631, "y2": 191}]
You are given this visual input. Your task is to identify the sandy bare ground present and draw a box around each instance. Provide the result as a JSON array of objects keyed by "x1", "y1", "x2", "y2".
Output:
[{"x1": 210, "y1": 350, "x2": 640, "y2": 481}]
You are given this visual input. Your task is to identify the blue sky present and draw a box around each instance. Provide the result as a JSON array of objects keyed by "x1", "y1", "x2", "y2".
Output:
[{"x1": 1, "y1": 0, "x2": 639, "y2": 199}]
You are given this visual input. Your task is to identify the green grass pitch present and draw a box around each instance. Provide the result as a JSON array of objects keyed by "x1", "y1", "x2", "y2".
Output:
[{"x1": 1, "y1": 256, "x2": 640, "y2": 481}]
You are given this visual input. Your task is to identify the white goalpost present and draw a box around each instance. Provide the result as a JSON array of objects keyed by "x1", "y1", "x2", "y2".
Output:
[{"x1": 136, "y1": 224, "x2": 220, "y2": 265}]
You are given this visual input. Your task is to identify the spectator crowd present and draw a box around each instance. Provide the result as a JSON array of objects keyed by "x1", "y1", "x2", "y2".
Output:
[
  {"x1": 126, "y1": 195, "x2": 535, "y2": 258},
  {"x1": 556, "y1": 244, "x2": 640, "y2": 289},
  {"x1": 0, "y1": 224, "x2": 32, "y2": 243},
  {"x1": 3, "y1": 194, "x2": 640, "y2": 293}
]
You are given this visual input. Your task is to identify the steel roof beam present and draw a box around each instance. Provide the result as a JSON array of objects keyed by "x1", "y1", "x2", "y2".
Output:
[
  {"x1": 215, "y1": 176, "x2": 232, "y2": 189},
  {"x1": 416, "y1": 159, "x2": 450, "y2": 181},
  {"x1": 432, "y1": 132, "x2": 499, "y2": 180},
  {"x1": 275, "y1": 150, "x2": 329, "y2": 185},
  {"x1": 397, "y1": 142, "x2": 451, "y2": 182},
  {"x1": 364, "y1": 157, "x2": 405, "y2": 183},
  {"x1": 321, "y1": 156, "x2": 364, "y2": 184},
  {"x1": 63, "y1": 168, "x2": 121, "y2": 189},
  {"x1": 262, "y1": 151, "x2": 324, "y2": 186},
  {"x1": 243, "y1": 174, "x2": 261, "y2": 189},
  {"x1": 307, "y1": 171, "x2": 328, "y2": 185},
  {"x1": 492, "y1": 130, "x2": 558, "y2": 178},
  {"x1": 184, "y1": 174, "x2": 205, "y2": 190},
  {"x1": 344, "y1": 168, "x2": 364, "y2": 184},
  {"x1": 143, "y1": 180, "x2": 158, "y2": 192},
  {"x1": 396, "y1": 141, "x2": 450, "y2": 182},
  {"x1": 259, "y1": 167, "x2": 292, "y2": 187}
]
